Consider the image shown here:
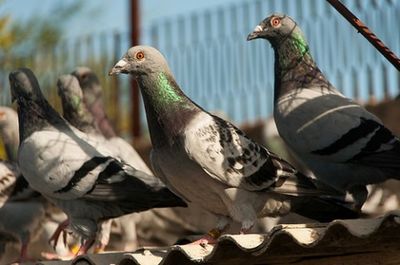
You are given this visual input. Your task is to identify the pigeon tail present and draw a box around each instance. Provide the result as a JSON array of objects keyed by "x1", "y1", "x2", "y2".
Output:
[
  {"x1": 290, "y1": 195, "x2": 359, "y2": 222},
  {"x1": 273, "y1": 171, "x2": 360, "y2": 221},
  {"x1": 153, "y1": 187, "x2": 188, "y2": 208}
]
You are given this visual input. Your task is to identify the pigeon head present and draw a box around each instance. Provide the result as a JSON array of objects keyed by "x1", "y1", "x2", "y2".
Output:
[
  {"x1": 247, "y1": 13, "x2": 304, "y2": 46},
  {"x1": 9, "y1": 68, "x2": 43, "y2": 104},
  {"x1": 57, "y1": 74, "x2": 84, "y2": 111},
  {"x1": 109, "y1": 45, "x2": 170, "y2": 77},
  {"x1": 71, "y1": 66, "x2": 102, "y2": 97}
]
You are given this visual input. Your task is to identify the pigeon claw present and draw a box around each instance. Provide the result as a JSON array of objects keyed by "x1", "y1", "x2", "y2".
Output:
[
  {"x1": 189, "y1": 235, "x2": 218, "y2": 246},
  {"x1": 48, "y1": 219, "x2": 70, "y2": 250},
  {"x1": 187, "y1": 228, "x2": 222, "y2": 246}
]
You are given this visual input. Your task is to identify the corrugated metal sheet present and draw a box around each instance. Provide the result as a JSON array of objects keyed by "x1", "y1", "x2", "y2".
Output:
[{"x1": 36, "y1": 211, "x2": 400, "y2": 265}]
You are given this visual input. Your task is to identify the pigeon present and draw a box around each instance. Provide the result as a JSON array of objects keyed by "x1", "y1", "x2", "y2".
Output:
[
  {"x1": 57, "y1": 74, "x2": 152, "y2": 175},
  {"x1": 109, "y1": 45, "x2": 358, "y2": 244},
  {"x1": 71, "y1": 67, "x2": 116, "y2": 138},
  {"x1": 0, "y1": 113, "x2": 44, "y2": 262},
  {"x1": 10, "y1": 68, "x2": 187, "y2": 254},
  {"x1": 247, "y1": 13, "x2": 400, "y2": 209},
  {"x1": 0, "y1": 110, "x2": 70, "y2": 261},
  {"x1": 56, "y1": 74, "x2": 151, "y2": 252},
  {"x1": 0, "y1": 160, "x2": 46, "y2": 263},
  {"x1": 57, "y1": 74, "x2": 220, "y2": 251},
  {"x1": 0, "y1": 106, "x2": 19, "y2": 162},
  {"x1": 0, "y1": 161, "x2": 21, "y2": 206},
  {"x1": 57, "y1": 75, "x2": 99, "y2": 136}
]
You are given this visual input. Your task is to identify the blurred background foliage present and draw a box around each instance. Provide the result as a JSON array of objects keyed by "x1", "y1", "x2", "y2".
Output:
[{"x1": 0, "y1": 1, "x2": 85, "y2": 56}]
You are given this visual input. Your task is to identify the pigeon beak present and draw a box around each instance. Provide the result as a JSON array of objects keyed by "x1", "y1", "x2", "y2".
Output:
[
  {"x1": 247, "y1": 25, "x2": 264, "y2": 41},
  {"x1": 109, "y1": 58, "x2": 128, "y2": 76}
]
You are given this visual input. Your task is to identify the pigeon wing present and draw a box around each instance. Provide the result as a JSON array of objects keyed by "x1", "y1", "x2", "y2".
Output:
[
  {"x1": 184, "y1": 113, "x2": 297, "y2": 191},
  {"x1": 82, "y1": 160, "x2": 187, "y2": 214},
  {"x1": 150, "y1": 150, "x2": 191, "y2": 203}
]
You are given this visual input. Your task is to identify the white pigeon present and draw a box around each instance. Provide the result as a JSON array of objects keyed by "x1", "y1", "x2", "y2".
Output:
[
  {"x1": 110, "y1": 45, "x2": 358, "y2": 244},
  {"x1": 10, "y1": 68, "x2": 187, "y2": 254},
  {"x1": 247, "y1": 13, "x2": 400, "y2": 209},
  {"x1": 57, "y1": 74, "x2": 151, "y2": 252}
]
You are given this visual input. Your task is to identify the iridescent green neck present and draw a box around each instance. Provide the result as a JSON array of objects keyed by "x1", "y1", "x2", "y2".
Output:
[
  {"x1": 275, "y1": 32, "x2": 314, "y2": 72},
  {"x1": 66, "y1": 95, "x2": 87, "y2": 119},
  {"x1": 62, "y1": 94, "x2": 97, "y2": 133},
  {"x1": 150, "y1": 72, "x2": 187, "y2": 112},
  {"x1": 272, "y1": 30, "x2": 329, "y2": 101},
  {"x1": 71, "y1": 95, "x2": 84, "y2": 112},
  {"x1": 138, "y1": 71, "x2": 199, "y2": 147}
]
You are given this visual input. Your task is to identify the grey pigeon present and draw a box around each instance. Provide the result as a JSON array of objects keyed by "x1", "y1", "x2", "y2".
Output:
[
  {"x1": 10, "y1": 68, "x2": 187, "y2": 254},
  {"x1": 247, "y1": 13, "x2": 400, "y2": 209},
  {"x1": 57, "y1": 74, "x2": 225, "y2": 251},
  {"x1": 109, "y1": 45, "x2": 358, "y2": 243},
  {"x1": 0, "y1": 106, "x2": 19, "y2": 162},
  {"x1": 57, "y1": 75, "x2": 99, "y2": 136},
  {"x1": 71, "y1": 67, "x2": 116, "y2": 138}
]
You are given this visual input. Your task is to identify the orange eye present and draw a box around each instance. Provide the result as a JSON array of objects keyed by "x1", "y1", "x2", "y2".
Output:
[
  {"x1": 271, "y1": 17, "x2": 281, "y2": 27},
  {"x1": 135, "y1": 51, "x2": 145, "y2": 60}
]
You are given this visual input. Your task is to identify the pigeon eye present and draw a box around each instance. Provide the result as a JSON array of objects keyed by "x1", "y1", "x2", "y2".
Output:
[
  {"x1": 271, "y1": 17, "x2": 281, "y2": 27},
  {"x1": 135, "y1": 51, "x2": 145, "y2": 60}
]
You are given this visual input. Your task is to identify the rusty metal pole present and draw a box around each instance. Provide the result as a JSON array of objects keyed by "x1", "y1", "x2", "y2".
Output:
[
  {"x1": 326, "y1": 0, "x2": 400, "y2": 71},
  {"x1": 112, "y1": 32, "x2": 121, "y2": 131},
  {"x1": 130, "y1": 0, "x2": 141, "y2": 138}
]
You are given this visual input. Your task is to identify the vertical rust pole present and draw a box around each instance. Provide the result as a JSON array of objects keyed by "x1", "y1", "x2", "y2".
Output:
[
  {"x1": 112, "y1": 32, "x2": 121, "y2": 131},
  {"x1": 130, "y1": 0, "x2": 141, "y2": 138},
  {"x1": 326, "y1": 0, "x2": 400, "y2": 71}
]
